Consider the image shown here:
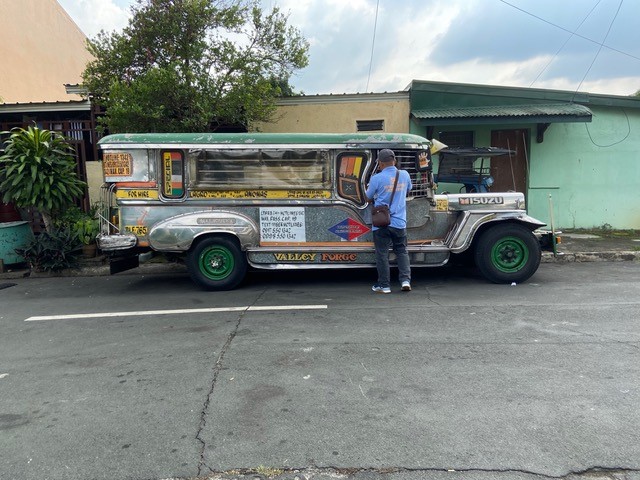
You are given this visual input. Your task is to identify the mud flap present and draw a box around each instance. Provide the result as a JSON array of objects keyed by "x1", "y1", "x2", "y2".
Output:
[{"x1": 110, "y1": 255, "x2": 139, "y2": 275}]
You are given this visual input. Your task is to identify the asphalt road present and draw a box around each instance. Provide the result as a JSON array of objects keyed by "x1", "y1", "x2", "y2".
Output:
[{"x1": 1, "y1": 262, "x2": 639, "y2": 480}]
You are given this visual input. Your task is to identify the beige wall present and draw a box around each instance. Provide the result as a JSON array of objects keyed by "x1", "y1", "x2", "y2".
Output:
[
  {"x1": 0, "y1": 0, "x2": 93, "y2": 103},
  {"x1": 86, "y1": 161, "x2": 103, "y2": 206},
  {"x1": 252, "y1": 92, "x2": 410, "y2": 133}
]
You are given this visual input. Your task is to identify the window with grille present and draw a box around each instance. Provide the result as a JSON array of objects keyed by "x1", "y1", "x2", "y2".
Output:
[{"x1": 438, "y1": 131, "x2": 474, "y2": 148}]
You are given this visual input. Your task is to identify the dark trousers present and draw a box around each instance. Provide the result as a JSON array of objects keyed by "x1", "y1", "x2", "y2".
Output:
[{"x1": 373, "y1": 226, "x2": 411, "y2": 287}]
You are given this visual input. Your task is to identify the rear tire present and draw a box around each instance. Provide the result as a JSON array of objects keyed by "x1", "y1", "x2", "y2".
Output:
[
  {"x1": 474, "y1": 224, "x2": 541, "y2": 284},
  {"x1": 186, "y1": 236, "x2": 247, "y2": 290}
]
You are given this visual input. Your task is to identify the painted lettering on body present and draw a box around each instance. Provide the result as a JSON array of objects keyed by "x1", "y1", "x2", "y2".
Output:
[{"x1": 273, "y1": 253, "x2": 317, "y2": 262}]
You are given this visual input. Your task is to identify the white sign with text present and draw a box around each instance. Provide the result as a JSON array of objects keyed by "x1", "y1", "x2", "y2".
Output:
[{"x1": 259, "y1": 207, "x2": 306, "y2": 242}]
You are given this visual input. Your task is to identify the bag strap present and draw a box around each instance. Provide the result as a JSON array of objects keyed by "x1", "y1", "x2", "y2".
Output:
[{"x1": 388, "y1": 171, "x2": 400, "y2": 207}]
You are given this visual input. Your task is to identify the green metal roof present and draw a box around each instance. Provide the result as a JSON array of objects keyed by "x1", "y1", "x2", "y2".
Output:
[
  {"x1": 409, "y1": 80, "x2": 640, "y2": 109},
  {"x1": 411, "y1": 103, "x2": 593, "y2": 126},
  {"x1": 98, "y1": 132, "x2": 431, "y2": 147}
]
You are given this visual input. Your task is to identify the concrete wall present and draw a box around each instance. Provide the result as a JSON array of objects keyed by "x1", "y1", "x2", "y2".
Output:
[
  {"x1": 86, "y1": 162, "x2": 103, "y2": 207},
  {"x1": 252, "y1": 92, "x2": 410, "y2": 133}
]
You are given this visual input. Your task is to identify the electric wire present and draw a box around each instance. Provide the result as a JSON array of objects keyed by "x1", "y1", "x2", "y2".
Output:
[
  {"x1": 502, "y1": 0, "x2": 633, "y2": 147},
  {"x1": 365, "y1": 0, "x2": 380, "y2": 92},
  {"x1": 572, "y1": 0, "x2": 624, "y2": 100},
  {"x1": 585, "y1": 108, "x2": 631, "y2": 147},
  {"x1": 529, "y1": 0, "x2": 601, "y2": 87},
  {"x1": 498, "y1": 0, "x2": 640, "y2": 62}
]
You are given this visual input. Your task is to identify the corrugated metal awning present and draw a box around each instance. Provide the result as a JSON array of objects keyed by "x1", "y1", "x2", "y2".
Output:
[
  {"x1": 0, "y1": 99, "x2": 90, "y2": 114},
  {"x1": 411, "y1": 103, "x2": 592, "y2": 125}
]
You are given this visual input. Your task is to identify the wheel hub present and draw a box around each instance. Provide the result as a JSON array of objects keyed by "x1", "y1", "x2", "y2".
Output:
[{"x1": 492, "y1": 237, "x2": 529, "y2": 272}]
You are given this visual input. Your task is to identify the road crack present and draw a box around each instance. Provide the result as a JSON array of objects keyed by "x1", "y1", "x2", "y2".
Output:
[{"x1": 195, "y1": 290, "x2": 267, "y2": 476}]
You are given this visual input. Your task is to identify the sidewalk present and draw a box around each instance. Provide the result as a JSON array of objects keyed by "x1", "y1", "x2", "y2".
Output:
[
  {"x1": 1, "y1": 231, "x2": 639, "y2": 281},
  {"x1": 542, "y1": 231, "x2": 640, "y2": 263}
]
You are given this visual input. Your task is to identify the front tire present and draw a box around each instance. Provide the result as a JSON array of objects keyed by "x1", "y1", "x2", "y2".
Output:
[
  {"x1": 186, "y1": 236, "x2": 247, "y2": 290},
  {"x1": 474, "y1": 224, "x2": 541, "y2": 284}
]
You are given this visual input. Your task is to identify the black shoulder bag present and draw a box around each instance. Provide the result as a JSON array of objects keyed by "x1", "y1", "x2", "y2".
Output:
[{"x1": 371, "y1": 171, "x2": 400, "y2": 228}]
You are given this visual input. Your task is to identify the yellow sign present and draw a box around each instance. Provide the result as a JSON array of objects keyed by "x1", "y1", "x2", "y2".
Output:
[
  {"x1": 124, "y1": 225, "x2": 148, "y2": 236},
  {"x1": 189, "y1": 190, "x2": 332, "y2": 199},
  {"x1": 116, "y1": 189, "x2": 159, "y2": 199},
  {"x1": 103, "y1": 153, "x2": 133, "y2": 176},
  {"x1": 436, "y1": 198, "x2": 449, "y2": 211}
]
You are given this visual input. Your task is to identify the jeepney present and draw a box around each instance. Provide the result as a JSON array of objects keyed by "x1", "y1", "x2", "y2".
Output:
[{"x1": 97, "y1": 132, "x2": 552, "y2": 290}]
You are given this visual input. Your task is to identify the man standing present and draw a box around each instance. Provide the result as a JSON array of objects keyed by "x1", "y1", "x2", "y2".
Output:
[{"x1": 365, "y1": 149, "x2": 412, "y2": 294}]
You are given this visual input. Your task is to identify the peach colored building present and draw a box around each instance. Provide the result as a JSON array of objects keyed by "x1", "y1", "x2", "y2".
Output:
[
  {"x1": 252, "y1": 92, "x2": 410, "y2": 134},
  {"x1": 0, "y1": 0, "x2": 101, "y2": 206},
  {"x1": 0, "y1": 0, "x2": 92, "y2": 103}
]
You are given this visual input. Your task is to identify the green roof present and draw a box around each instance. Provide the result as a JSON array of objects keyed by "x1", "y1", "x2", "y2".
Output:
[
  {"x1": 412, "y1": 103, "x2": 593, "y2": 125},
  {"x1": 98, "y1": 132, "x2": 431, "y2": 148}
]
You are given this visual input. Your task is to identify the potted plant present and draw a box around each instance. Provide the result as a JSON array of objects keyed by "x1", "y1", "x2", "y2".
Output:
[{"x1": 73, "y1": 216, "x2": 100, "y2": 257}]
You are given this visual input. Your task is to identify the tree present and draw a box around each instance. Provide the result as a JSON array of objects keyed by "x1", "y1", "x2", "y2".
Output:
[
  {"x1": 82, "y1": 0, "x2": 309, "y2": 133},
  {"x1": 0, "y1": 126, "x2": 86, "y2": 232}
]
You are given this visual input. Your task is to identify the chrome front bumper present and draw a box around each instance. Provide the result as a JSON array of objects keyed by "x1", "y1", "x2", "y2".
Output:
[{"x1": 96, "y1": 233, "x2": 138, "y2": 251}]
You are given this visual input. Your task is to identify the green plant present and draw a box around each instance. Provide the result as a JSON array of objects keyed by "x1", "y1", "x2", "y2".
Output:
[
  {"x1": 52, "y1": 204, "x2": 101, "y2": 246},
  {"x1": 73, "y1": 217, "x2": 100, "y2": 245},
  {"x1": 15, "y1": 229, "x2": 80, "y2": 272},
  {"x1": 0, "y1": 126, "x2": 86, "y2": 232}
]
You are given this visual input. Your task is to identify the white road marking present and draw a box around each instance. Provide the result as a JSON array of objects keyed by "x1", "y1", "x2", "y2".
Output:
[{"x1": 25, "y1": 304, "x2": 328, "y2": 322}]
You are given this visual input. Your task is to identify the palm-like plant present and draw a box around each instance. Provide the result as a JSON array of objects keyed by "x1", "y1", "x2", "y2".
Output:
[{"x1": 0, "y1": 126, "x2": 86, "y2": 232}]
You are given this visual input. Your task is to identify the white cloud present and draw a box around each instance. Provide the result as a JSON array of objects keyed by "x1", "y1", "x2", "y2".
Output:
[
  {"x1": 58, "y1": 0, "x2": 131, "y2": 38},
  {"x1": 56, "y1": 0, "x2": 640, "y2": 96}
]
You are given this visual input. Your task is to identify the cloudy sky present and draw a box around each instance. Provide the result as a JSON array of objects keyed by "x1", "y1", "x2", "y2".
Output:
[{"x1": 58, "y1": 0, "x2": 640, "y2": 96}]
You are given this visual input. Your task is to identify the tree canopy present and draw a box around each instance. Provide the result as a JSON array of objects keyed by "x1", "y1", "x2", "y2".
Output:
[{"x1": 82, "y1": 0, "x2": 309, "y2": 133}]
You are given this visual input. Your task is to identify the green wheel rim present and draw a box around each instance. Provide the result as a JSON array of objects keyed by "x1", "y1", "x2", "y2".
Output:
[
  {"x1": 199, "y1": 245, "x2": 235, "y2": 280},
  {"x1": 490, "y1": 236, "x2": 529, "y2": 273}
]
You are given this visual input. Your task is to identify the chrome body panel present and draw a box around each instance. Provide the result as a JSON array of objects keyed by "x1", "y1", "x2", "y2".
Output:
[
  {"x1": 446, "y1": 211, "x2": 546, "y2": 252},
  {"x1": 148, "y1": 210, "x2": 259, "y2": 251}
]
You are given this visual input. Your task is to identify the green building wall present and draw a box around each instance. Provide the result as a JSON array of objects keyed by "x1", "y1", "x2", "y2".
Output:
[
  {"x1": 411, "y1": 107, "x2": 640, "y2": 230},
  {"x1": 527, "y1": 107, "x2": 640, "y2": 230}
]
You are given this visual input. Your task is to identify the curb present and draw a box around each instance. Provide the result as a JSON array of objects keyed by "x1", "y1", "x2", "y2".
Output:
[
  {"x1": 0, "y1": 261, "x2": 187, "y2": 280},
  {"x1": 541, "y1": 251, "x2": 640, "y2": 263}
]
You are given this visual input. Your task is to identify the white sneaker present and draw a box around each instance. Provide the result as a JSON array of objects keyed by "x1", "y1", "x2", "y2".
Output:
[
  {"x1": 372, "y1": 284, "x2": 391, "y2": 294},
  {"x1": 401, "y1": 281, "x2": 411, "y2": 292}
]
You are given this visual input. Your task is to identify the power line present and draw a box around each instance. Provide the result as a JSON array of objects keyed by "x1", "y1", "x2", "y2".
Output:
[
  {"x1": 499, "y1": 0, "x2": 640, "y2": 62},
  {"x1": 529, "y1": 0, "x2": 602, "y2": 87},
  {"x1": 572, "y1": 0, "x2": 624, "y2": 100},
  {"x1": 365, "y1": 0, "x2": 380, "y2": 92}
]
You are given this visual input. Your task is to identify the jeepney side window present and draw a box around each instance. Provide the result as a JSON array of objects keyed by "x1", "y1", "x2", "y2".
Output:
[
  {"x1": 161, "y1": 150, "x2": 185, "y2": 199},
  {"x1": 190, "y1": 149, "x2": 260, "y2": 188},
  {"x1": 336, "y1": 152, "x2": 368, "y2": 206},
  {"x1": 189, "y1": 149, "x2": 329, "y2": 189},
  {"x1": 260, "y1": 149, "x2": 329, "y2": 188}
]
